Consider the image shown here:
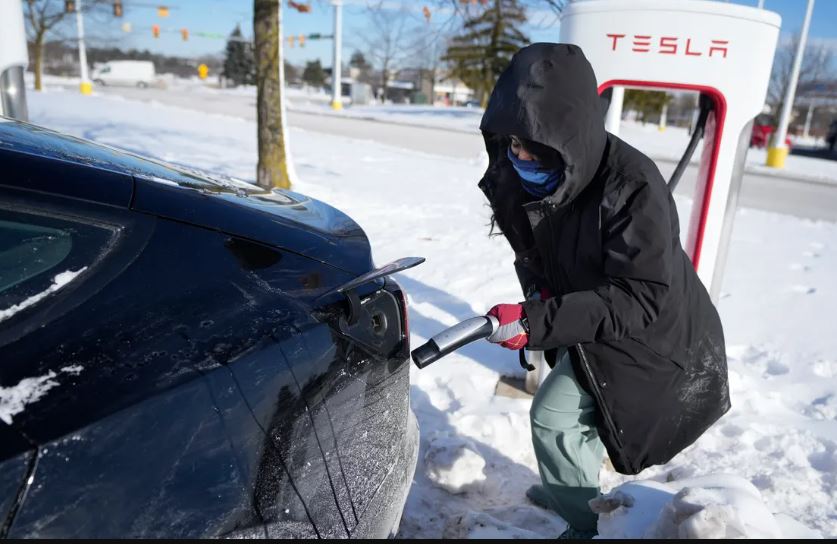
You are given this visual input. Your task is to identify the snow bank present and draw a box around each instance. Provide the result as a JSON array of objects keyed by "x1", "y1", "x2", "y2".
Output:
[
  {"x1": 592, "y1": 475, "x2": 790, "y2": 539},
  {"x1": 425, "y1": 433, "x2": 487, "y2": 494}
]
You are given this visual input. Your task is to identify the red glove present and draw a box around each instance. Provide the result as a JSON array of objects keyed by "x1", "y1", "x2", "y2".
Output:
[{"x1": 486, "y1": 304, "x2": 528, "y2": 350}]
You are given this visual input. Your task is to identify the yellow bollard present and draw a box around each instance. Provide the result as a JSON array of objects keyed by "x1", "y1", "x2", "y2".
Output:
[
  {"x1": 80, "y1": 81, "x2": 93, "y2": 95},
  {"x1": 198, "y1": 64, "x2": 208, "y2": 80},
  {"x1": 766, "y1": 146, "x2": 788, "y2": 168},
  {"x1": 330, "y1": 100, "x2": 343, "y2": 111}
]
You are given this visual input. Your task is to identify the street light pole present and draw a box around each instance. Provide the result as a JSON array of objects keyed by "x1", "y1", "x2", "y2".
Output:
[
  {"x1": 767, "y1": 0, "x2": 815, "y2": 168},
  {"x1": 76, "y1": 0, "x2": 92, "y2": 95},
  {"x1": 331, "y1": 0, "x2": 342, "y2": 110},
  {"x1": 0, "y1": 0, "x2": 29, "y2": 120}
]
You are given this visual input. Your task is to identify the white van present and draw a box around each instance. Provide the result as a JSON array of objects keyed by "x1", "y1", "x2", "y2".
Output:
[{"x1": 92, "y1": 60, "x2": 156, "y2": 88}]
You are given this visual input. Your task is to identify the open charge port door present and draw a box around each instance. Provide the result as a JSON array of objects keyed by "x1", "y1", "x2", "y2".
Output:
[{"x1": 315, "y1": 257, "x2": 423, "y2": 361}]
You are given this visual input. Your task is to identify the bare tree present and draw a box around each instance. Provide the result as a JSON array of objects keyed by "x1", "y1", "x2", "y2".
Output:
[
  {"x1": 355, "y1": 6, "x2": 414, "y2": 101},
  {"x1": 253, "y1": 0, "x2": 291, "y2": 189},
  {"x1": 768, "y1": 33, "x2": 835, "y2": 119},
  {"x1": 24, "y1": 0, "x2": 110, "y2": 91},
  {"x1": 439, "y1": 0, "x2": 569, "y2": 17},
  {"x1": 407, "y1": 13, "x2": 459, "y2": 104}
]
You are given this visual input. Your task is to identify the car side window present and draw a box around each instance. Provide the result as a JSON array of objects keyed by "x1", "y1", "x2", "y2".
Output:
[{"x1": 0, "y1": 209, "x2": 113, "y2": 323}]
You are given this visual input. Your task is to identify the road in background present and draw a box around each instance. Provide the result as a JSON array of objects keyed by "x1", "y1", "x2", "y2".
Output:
[{"x1": 57, "y1": 84, "x2": 837, "y2": 222}]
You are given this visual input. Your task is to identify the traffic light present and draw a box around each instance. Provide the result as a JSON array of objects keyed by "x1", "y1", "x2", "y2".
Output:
[
  {"x1": 287, "y1": 35, "x2": 296, "y2": 48},
  {"x1": 152, "y1": 24, "x2": 160, "y2": 38},
  {"x1": 157, "y1": 6, "x2": 169, "y2": 17},
  {"x1": 298, "y1": 34, "x2": 305, "y2": 47},
  {"x1": 181, "y1": 28, "x2": 189, "y2": 41},
  {"x1": 423, "y1": 6, "x2": 431, "y2": 22},
  {"x1": 65, "y1": 0, "x2": 76, "y2": 12},
  {"x1": 113, "y1": 0, "x2": 123, "y2": 17}
]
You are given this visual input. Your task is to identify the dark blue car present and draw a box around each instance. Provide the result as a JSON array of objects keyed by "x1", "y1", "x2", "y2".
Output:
[{"x1": 0, "y1": 119, "x2": 420, "y2": 538}]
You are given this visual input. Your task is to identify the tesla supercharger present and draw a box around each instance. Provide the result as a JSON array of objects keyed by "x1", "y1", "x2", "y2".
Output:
[
  {"x1": 0, "y1": 0, "x2": 29, "y2": 121},
  {"x1": 526, "y1": 0, "x2": 781, "y2": 394}
]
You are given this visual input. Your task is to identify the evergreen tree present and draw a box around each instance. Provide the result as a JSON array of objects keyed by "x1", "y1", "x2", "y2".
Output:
[
  {"x1": 302, "y1": 60, "x2": 326, "y2": 88},
  {"x1": 223, "y1": 24, "x2": 255, "y2": 87},
  {"x1": 443, "y1": 0, "x2": 528, "y2": 107}
]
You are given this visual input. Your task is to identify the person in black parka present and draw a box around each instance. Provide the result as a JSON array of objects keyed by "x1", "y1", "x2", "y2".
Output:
[{"x1": 481, "y1": 43, "x2": 730, "y2": 538}]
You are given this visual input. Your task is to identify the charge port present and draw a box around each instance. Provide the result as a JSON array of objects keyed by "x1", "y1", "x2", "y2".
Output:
[{"x1": 371, "y1": 311, "x2": 388, "y2": 336}]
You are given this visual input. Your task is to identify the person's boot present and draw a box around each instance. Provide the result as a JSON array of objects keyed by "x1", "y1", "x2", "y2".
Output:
[
  {"x1": 557, "y1": 525, "x2": 598, "y2": 539},
  {"x1": 525, "y1": 484, "x2": 554, "y2": 510}
]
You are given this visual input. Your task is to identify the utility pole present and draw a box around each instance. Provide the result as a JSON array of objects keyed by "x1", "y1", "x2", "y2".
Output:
[
  {"x1": 331, "y1": 0, "x2": 343, "y2": 110},
  {"x1": 767, "y1": 0, "x2": 814, "y2": 168},
  {"x1": 76, "y1": 0, "x2": 92, "y2": 95}
]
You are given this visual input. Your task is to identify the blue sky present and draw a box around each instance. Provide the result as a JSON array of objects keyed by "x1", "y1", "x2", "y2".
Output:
[{"x1": 92, "y1": 0, "x2": 837, "y2": 67}]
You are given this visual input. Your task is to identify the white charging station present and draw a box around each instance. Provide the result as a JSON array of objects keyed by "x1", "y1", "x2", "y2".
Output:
[
  {"x1": 560, "y1": 0, "x2": 781, "y2": 301},
  {"x1": 0, "y1": 0, "x2": 29, "y2": 121},
  {"x1": 526, "y1": 1, "x2": 782, "y2": 394}
]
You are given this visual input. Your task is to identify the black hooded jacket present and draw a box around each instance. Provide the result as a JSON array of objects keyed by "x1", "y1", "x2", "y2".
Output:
[{"x1": 479, "y1": 43, "x2": 730, "y2": 475}]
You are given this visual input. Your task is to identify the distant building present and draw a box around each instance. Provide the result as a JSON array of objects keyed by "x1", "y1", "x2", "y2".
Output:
[
  {"x1": 390, "y1": 69, "x2": 476, "y2": 106},
  {"x1": 432, "y1": 77, "x2": 475, "y2": 106},
  {"x1": 325, "y1": 66, "x2": 477, "y2": 106},
  {"x1": 383, "y1": 80, "x2": 414, "y2": 104}
]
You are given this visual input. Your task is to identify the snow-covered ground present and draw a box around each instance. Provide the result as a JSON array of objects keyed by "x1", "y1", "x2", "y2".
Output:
[
  {"x1": 21, "y1": 88, "x2": 837, "y2": 538},
  {"x1": 290, "y1": 101, "x2": 486, "y2": 132}
]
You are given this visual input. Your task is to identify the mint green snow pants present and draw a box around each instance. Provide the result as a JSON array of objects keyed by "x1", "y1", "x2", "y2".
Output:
[{"x1": 530, "y1": 350, "x2": 605, "y2": 532}]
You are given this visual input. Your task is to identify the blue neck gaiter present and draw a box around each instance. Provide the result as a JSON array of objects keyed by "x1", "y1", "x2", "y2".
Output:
[{"x1": 507, "y1": 147, "x2": 563, "y2": 198}]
